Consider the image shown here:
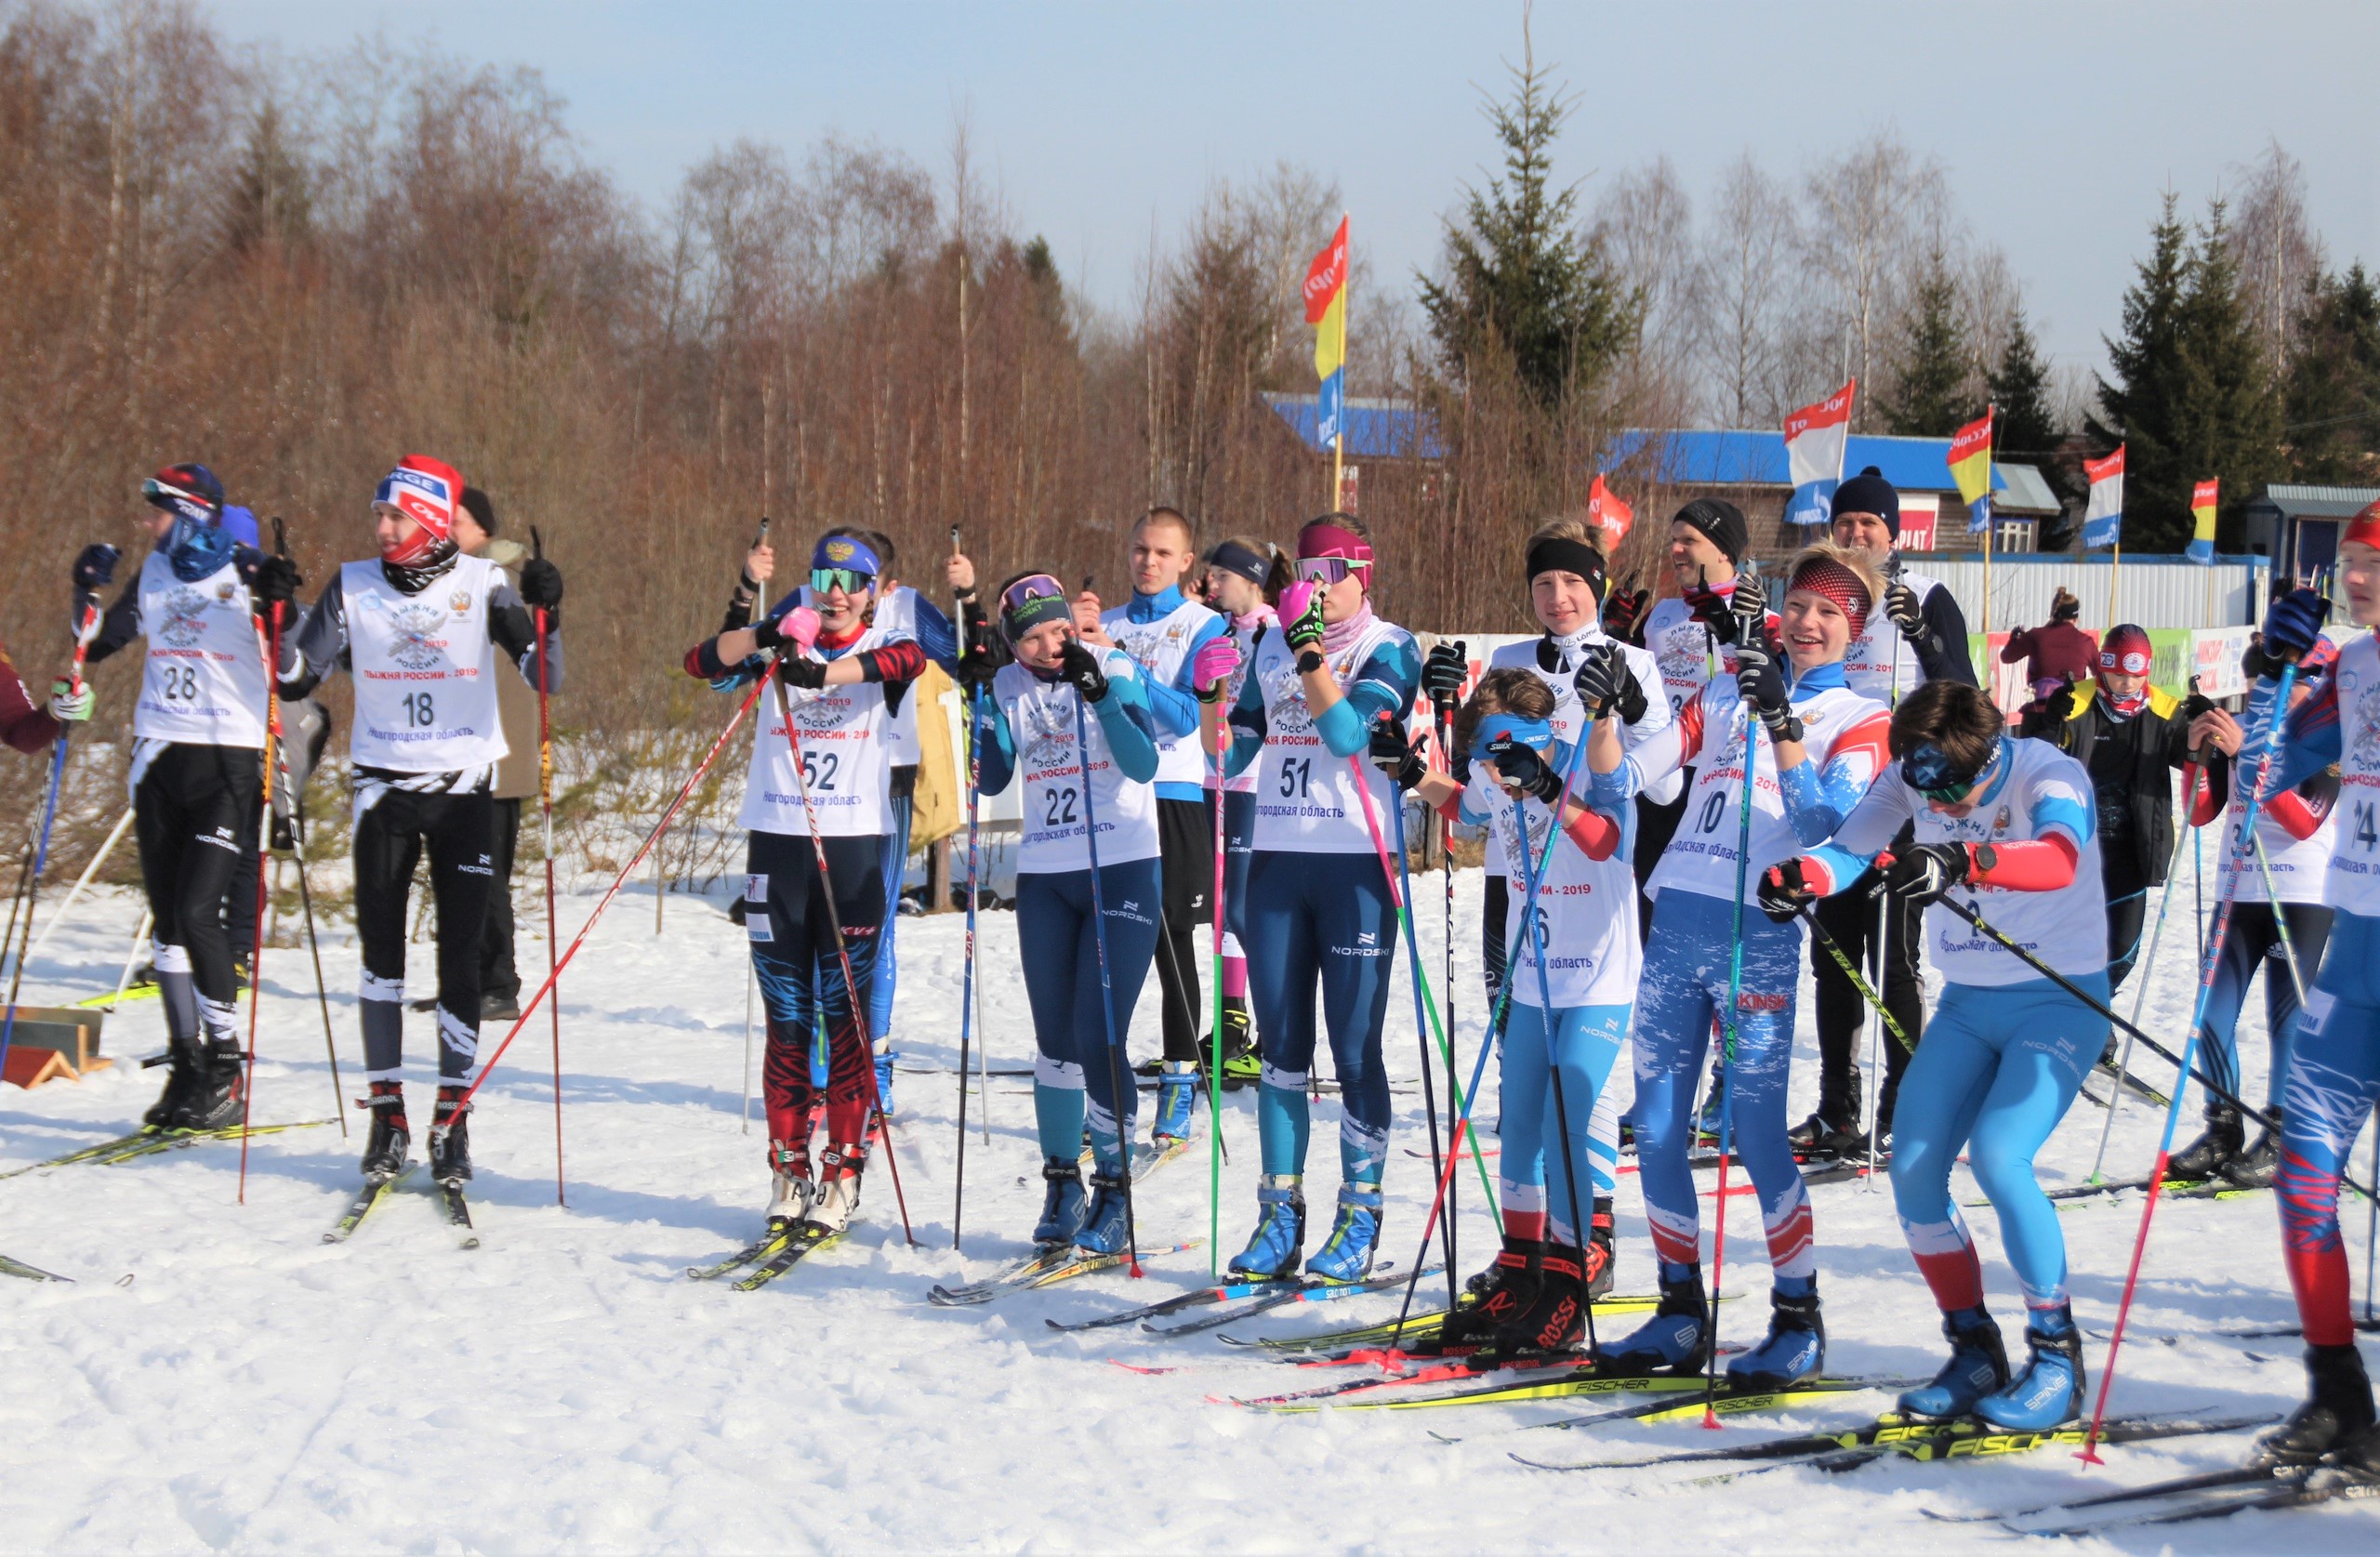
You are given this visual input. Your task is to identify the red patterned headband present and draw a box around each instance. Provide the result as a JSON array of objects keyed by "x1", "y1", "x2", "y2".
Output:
[{"x1": 1789, "y1": 557, "x2": 1872, "y2": 640}]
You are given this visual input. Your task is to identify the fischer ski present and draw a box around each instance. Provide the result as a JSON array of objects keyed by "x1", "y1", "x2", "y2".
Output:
[
  {"x1": 1230, "y1": 1292, "x2": 1662, "y2": 1359},
  {"x1": 2, "y1": 1118, "x2": 335, "y2": 1179},
  {"x1": 438, "y1": 1183, "x2": 479, "y2": 1249},
  {"x1": 0, "y1": 1251, "x2": 72, "y2": 1282},
  {"x1": 324, "y1": 1165, "x2": 419, "y2": 1244},
  {"x1": 1515, "y1": 1410, "x2": 2272, "y2": 1473},
  {"x1": 1143, "y1": 1265, "x2": 1415, "y2": 1339},
  {"x1": 2003, "y1": 1463, "x2": 2380, "y2": 1537},
  {"x1": 1245, "y1": 1366, "x2": 1905, "y2": 1417},
  {"x1": 929, "y1": 1241, "x2": 1202, "y2": 1307},
  {"x1": 689, "y1": 1224, "x2": 801, "y2": 1281},
  {"x1": 732, "y1": 1225, "x2": 845, "y2": 1291}
]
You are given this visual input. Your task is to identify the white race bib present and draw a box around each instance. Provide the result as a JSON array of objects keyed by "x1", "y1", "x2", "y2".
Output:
[
  {"x1": 343, "y1": 556, "x2": 508, "y2": 772},
  {"x1": 135, "y1": 551, "x2": 267, "y2": 748}
]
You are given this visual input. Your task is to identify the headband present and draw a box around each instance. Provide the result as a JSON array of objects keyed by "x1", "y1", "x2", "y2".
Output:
[
  {"x1": 1526, "y1": 536, "x2": 1606, "y2": 597},
  {"x1": 1299, "y1": 521, "x2": 1372, "y2": 570},
  {"x1": 813, "y1": 534, "x2": 881, "y2": 576},
  {"x1": 1207, "y1": 540, "x2": 1273, "y2": 587},
  {"x1": 1788, "y1": 557, "x2": 1872, "y2": 640},
  {"x1": 999, "y1": 573, "x2": 1073, "y2": 643},
  {"x1": 1469, "y1": 713, "x2": 1554, "y2": 761},
  {"x1": 1905, "y1": 734, "x2": 2001, "y2": 799}
]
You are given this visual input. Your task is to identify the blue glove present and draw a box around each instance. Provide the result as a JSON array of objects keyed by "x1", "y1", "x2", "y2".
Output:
[{"x1": 2258, "y1": 588, "x2": 2332, "y2": 668}]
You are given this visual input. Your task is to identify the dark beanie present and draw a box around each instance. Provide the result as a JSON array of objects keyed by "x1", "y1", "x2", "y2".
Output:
[
  {"x1": 459, "y1": 485, "x2": 498, "y2": 536},
  {"x1": 1831, "y1": 465, "x2": 1900, "y2": 536},
  {"x1": 1672, "y1": 498, "x2": 1749, "y2": 566}
]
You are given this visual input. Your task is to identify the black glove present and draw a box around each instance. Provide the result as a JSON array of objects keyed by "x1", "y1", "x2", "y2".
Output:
[
  {"x1": 1884, "y1": 581, "x2": 1924, "y2": 642},
  {"x1": 1601, "y1": 587, "x2": 1650, "y2": 644},
  {"x1": 1058, "y1": 639, "x2": 1110, "y2": 703},
  {"x1": 1368, "y1": 716, "x2": 1427, "y2": 791},
  {"x1": 2257, "y1": 588, "x2": 2332, "y2": 671},
  {"x1": 1421, "y1": 640, "x2": 1469, "y2": 709},
  {"x1": 1684, "y1": 579, "x2": 1739, "y2": 645},
  {"x1": 2178, "y1": 692, "x2": 2216, "y2": 723},
  {"x1": 1734, "y1": 636, "x2": 1801, "y2": 743},
  {"x1": 520, "y1": 557, "x2": 564, "y2": 614},
  {"x1": 777, "y1": 653, "x2": 828, "y2": 690},
  {"x1": 1484, "y1": 732, "x2": 1565, "y2": 807},
  {"x1": 1573, "y1": 641, "x2": 1645, "y2": 723},
  {"x1": 254, "y1": 553, "x2": 303, "y2": 607},
  {"x1": 1884, "y1": 842, "x2": 1970, "y2": 907},
  {"x1": 953, "y1": 646, "x2": 1001, "y2": 692},
  {"x1": 2044, "y1": 678, "x2": 2082, "y2": 726},
  {"x1": 72, "y1": 544, "x2": 120, "y2": 591},
  {"x1": 1757, "y1": 857, "x2": 1819, "y2": 924}
]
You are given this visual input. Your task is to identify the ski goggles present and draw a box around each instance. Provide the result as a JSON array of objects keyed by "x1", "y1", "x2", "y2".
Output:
[
  {"x1": 810, "y1": 567, "x2": 876, "y2": 597},
  {"x1": 999, "y1": 574, "x2": 1073, "y2": 641},
  {"x1": 1294, "y1": 555, "x2": 1360, "y2": 585},
  {"x1": 1904, "y1": 736, "x2": 1999, "y2": 804}
]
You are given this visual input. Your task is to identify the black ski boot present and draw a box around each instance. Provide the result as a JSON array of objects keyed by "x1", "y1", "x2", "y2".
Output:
[
  {"x1": 359, "y1": 1081, "x2": 410, "y2": 1182},
  {"x1": 428, "y1": 1085, "x2": 472, "y2": 1186},
  {"x1": 2227, "y1": 1108, "x2": 2285, "y2": 1189},
  {"x1": 1593, "y1": 1262, "x2": 1710, "y2": 1376},
  {"x1": 2252, "y1": 1344, "x2": 2379, "y2": 1471},
  {"x1": 143, "y1": 1045, "x2": 202, "y2": 1128},
  {"x1": 2168, "y1": 1102, "x2": 2243, "y2": 1181},
  {"x1": 1584, "y1": 1197, "x2": 1616, "y2": 1300},
  {"x1": 1440, "y1": 1234, "x2": 1539, "y2": 1347},
  {"x1": 175, "y1": 1045, "x2": 247, "y2": 1131},
  {"x1": 1789, "y1": 1109, "x2": 1864, "y2": 1161},
  {"x1": 1491, "y1": 1241, "x2": 1589, "y2": 1356}
]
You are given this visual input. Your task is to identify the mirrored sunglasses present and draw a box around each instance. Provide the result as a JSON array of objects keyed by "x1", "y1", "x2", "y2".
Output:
[
  {"x1": 1294, "y1": 556, "x2": 1356, "y2": 585},
  {"x1": 811, "y1": 567, "x2": 875, "y2": 596}
]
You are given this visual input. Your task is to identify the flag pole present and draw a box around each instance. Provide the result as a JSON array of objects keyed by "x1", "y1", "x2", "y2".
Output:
[
  {"x1": 1981, "y1": 402, "x2": 1996, "y2": 643},
  {"x1": 2109, "y1": 536, "x2": 2122, "y2": 627},
  {"x1": 1331, "y1": 213, "x2": 1348, "y2": 509}
]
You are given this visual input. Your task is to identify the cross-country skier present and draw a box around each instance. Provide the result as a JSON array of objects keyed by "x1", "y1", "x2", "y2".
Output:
[
  {"x1": 1196, "y1": 535, "x2": 1288, "y2": 1090},
  {"x1": 2203, "y1": 565, "x2": 2380, "y2": 1477},
  {"x1": 75, "y1": 465, "x2": 300, "y2": 1129},
  {"x1": 1583, "y1": 543, "x2": 1891, "y2": 1387},
  {"x1": 278, "y1": 455, "x2": 563, "y2": 1188},
  {"x1": 1762, "y1": 679, "x2": 2110, "y2": 1430},
  {"x1": 2167, "y1": 639, "x2": 2335, "y2": 1186},
  {"x1": 686, "y1": 531, "x2": 924, "y2": 1239},
  {"x1": 970, "y1": 573, "x2": 1163, "y2": 1252},
  {"x1": 743, "y1": 527, "x2": 961, "y2": 1116},
  {"x1": 2018, "y1": 623, "x2": 2205, "y2": 994},
  {"x1": 1410, "y1": 515, "x2": 1673, "y2": 1318},
  {"x1": 1801, "y1": 467, "x2": 1978, "y2": 1157},
  {"x1": 1375, "y1": 662, "x2": 1638, "y2": 1353},
  {"x1": 1199, "y1": 514, "x2": 1421, "y2": 1283},
  {"x1": 1077, "y1": 508, "x2": 1229, "y2": 1151}
]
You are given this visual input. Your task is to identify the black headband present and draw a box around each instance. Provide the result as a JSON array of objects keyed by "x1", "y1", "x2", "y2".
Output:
[
  {"x1": 1207, "y1": 540, "x2": 1272, "y2": 587},
  {"x1": 1526, "y1": 536, "x2": 1606, "y2": 596}
]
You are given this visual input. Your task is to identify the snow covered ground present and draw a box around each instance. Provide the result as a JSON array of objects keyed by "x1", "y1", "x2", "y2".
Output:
[{"x1": 5, "y1": 842, "x2": 2377, "y2": 1553}]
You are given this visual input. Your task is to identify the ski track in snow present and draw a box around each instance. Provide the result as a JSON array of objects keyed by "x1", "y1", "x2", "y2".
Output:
[{"x1": 5, "y1": 847, "x2": 2377, "y2": 1552}]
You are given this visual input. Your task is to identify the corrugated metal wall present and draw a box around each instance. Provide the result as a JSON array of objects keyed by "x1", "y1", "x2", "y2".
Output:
[{"x1": 1911, "y1": 557, "x2": 2269, "y2": 634}]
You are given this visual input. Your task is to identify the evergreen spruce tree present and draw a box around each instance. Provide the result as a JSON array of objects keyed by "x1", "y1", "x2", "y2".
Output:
[
  {"x1": 2172, "y1": 203, "x2": 2282, "y2": 551},
  {"x1": 223, "y1": 100, "x2": 312, "y2": 256},
  {"x1": 1988, "y1": 310, "x2": 2067, "y2": 543},
  {"x1": 1879, "y1": 251, "x2": 1975, "y2": 436},
  {"x1": 2285, "y1": 263, "x2": 2380, "y2": 484},
  {"x1": 1417, "y1": 42, "x2": 1634, "y2": 408}
]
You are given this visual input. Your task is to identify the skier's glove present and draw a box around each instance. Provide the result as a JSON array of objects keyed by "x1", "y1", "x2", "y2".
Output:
[
  {"x1": 47, "y1": 679, "x2": 93, "y2": 723},
  {"x1": 1192, "y1": 635, "x2": 1240, "y2": 703},
  {"x1": 1421, "y1": 639, "x2": 1469, "y2": 709},
  {"x1": 1573, "y1": 641, "x2": 1646, "y2": 723},
  {"x1": 1758, "y1": 857, "x2": 1822, "y2": 924},
  {"x1": 1058, "y1": 639, "x2": 1110, "y2": 704},
  {"x1": 1883, "y1": 842, "x2": 1970, "y2": 907},
  {"x1": 72, "y1": 544, "x2": 120, "y2": 592},
  {"x1": 1684, "y1": 578, "x2": 1739, "y2": 645},
  {"x1": 775, "y1": 653, "x2": 828, "y2": 691},
  {"x1": 1280, "y1": 581, "x2": 1327, "y2": 654},
  {"x1": 2256, "y1": 588, "x2": 2332, "y2": 671},
  {"x1": 1368, "y1": 715, "x2": 1427, "y2": 791},
  {"x1": 1734, "y1": 635, "x2": 1801, "y2": 743},
  {"x1": 1884, "y1": 581, "x2": 1925, "y2": 643},
  {"x1": 1601, "y1": 587, "x2": 1650, "y2": 645},
  {"x1": 254, "y1": 553, "x2": 303, "y2": 607},
  {"x1": 520, "y1": 558, "x2": 564, "y2": 626},
  {"x1": 1484, "y1": 732, "x2": 1566, "y2": 807}
]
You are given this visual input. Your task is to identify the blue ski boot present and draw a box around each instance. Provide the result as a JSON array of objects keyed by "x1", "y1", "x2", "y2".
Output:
[
  {"x1": 1594, "y1": 1261, "x2": 1710, "y2": 1376},
  {"x1": 1897, "y1": 1305, "x2": 2010, "y2": 1421},
  {"x1": 1976, "y1": 1303, "x2": 2085, "y2": 1430},
  {"x1": 1726, "y1": 1277, "x2": 1826, "y2": 1391},
  {"x1": 1153, "y1": 1063, "x2": 1197, "y2": 1146},
  {"x1": 1034, "y1": 1156, "x2": 1088, "y2": 1247},
  {"x1": 1074, "y1": 1160, "x2": 1134, "y2": 1256},
  {"x1": 1227, "y1": 1175, "x2": 1305, "y2": 1278},
  {"x1": 1305, "y1": 1181, "x2": 1384, "y2": 1284}
]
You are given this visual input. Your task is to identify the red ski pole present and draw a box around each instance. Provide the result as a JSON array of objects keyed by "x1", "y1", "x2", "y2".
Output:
[{"x1": 533, "y1": 526, "x2": 563, "y2": 1207}]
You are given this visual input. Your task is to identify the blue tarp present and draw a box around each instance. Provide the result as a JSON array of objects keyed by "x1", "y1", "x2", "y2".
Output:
[
  {"x1": 1602, "y1": 429, "x2": 2019, "y2": 495},
  {"x1": 1262, "y1": 394, "x2": 1446, "y2": 460}
]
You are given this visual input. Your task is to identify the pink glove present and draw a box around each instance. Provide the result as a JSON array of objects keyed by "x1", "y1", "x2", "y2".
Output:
[
  {"x1": 1278, "y1": 581, "x2": 1325, "y2": 651},
  {"x1": 784, "y1": 605, "x2": 821, "y2": 652},
  {"x1": 1192, "y1": 635, "x2": 1240, "y2": 695}
]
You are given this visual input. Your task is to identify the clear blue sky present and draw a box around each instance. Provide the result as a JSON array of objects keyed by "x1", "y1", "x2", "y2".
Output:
[{"x1": 215, "y1": 0, "x2": 2380, "y2": 382}]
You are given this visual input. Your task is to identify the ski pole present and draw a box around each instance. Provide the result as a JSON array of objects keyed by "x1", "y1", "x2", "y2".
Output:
[
  {"x1": 2248, "y1": 829, "x2": 2308, "y2": 1008},
  {"x1": 1073, "y1": 692, "x2": 1142, "y2": 1277},
  {"x1": 291, "y1": 842, "x2": 347, "y2": 1138},
  {"x1": 2075, "y1": 659, "x2": 2305, "y2": 1462},
  {"x1": 1703, "y1": 695, "x2": 1760, "y2": 1429},
  {"x1": 1795, "y1": 904, "x2": 1915, "y2": 1054},
  {"x1": 1, "y1": 597, "x2": 99, "y2": 1087},
  {"x1": 955, "y1": 665, "x2": 983, "y2": 1247},
  {"x1": 1862, "y1": 891, "x2": 1885, "y2": 1190},
  {"x1": 766, "y1": 626, "x2": 917, "y2": 1247},
  {"x1": 1514, "y1": 784, "x2": 1597, "y2": 1355},
  {"x1": 2089, "y1": 756, "x2": 2205, "y2": 1181},
  {"x1": 740, "y1": 966, "x2": 755, "y2": 1134},
  {"x1": 1383, "y1": 738, "x2": 1590, "y2": 1344},
  {"x1": 237, "y1": 586, "x2": 283, "y2": 1206},
  {"x1": 1435, "y1": 697, "x2": 1461, "y2": 1291},
  {"x1": 21, "y1": 804, "x2": 133, "y2": 972},
  {"x1": 1388, "y1": 728, "x2": 1458, "y2": 1305},
  {"x1": 1206, "y1": 693, "x2": 1229, "y2": 1279},
  {"x1": 1922, "y1": 891, "x2": 2371, "y2": 1198},
  {"x1": 528, "y1": 527, "x2": 565, "y2": 1206},
  {"x1": 450, "y1": 676, "x2": 767, "y2": 1115}
]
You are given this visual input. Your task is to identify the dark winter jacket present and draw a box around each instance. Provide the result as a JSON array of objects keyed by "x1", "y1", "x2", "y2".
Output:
[
  {"x1": 0, "y1": 640, "x2": 61, "y2": 755},
  {"x1": 2024, "y1": 680, "x2": 2195, "y2": 892},
  {"x1": 2002, "y1": 621, "x2": 2096, "y2": 692}
]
